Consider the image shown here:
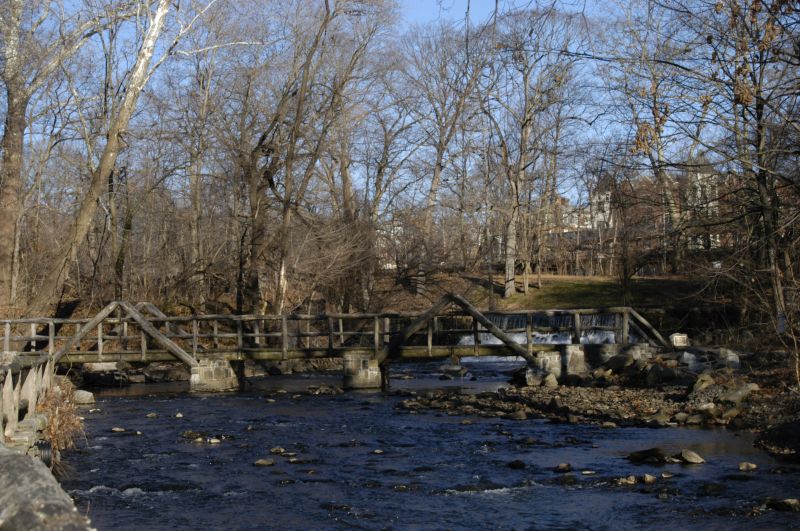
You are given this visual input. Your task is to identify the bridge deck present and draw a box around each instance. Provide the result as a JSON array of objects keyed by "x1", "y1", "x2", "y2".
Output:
[
  {"x1": 2, "y1": 297, "x2": 668, "y2": 369},
  {"x1": 14, "y1": 344, "x2": 564, "y2": 365}
]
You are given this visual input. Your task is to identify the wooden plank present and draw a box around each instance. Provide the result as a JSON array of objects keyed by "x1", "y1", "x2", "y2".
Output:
[
  {"x1": 628, "y1": 309, "x2": 669, "y2": 348},
  {"x1": 97, "y1": 323, "x2": 104, "y2": 360},
  {"x1": 328, "y1": 317, "x2": 334, "y2": 352},
  {"x1": 48, "y1": 323, "x2": 54, "y2": 357},
  {"x1": 3, "y1": 322, "x2": 9, "y2": 353},
  {"x1": 472, "y1": 318, "x2": 478, "y2": 355},
  {"x1": 526, "y1": 313, "x2": 533, "y2": 356},
  {"x1": 382, "y1": 294, "x2": 453, "y2": 362},
  {"x1": 427, "y1": 320, "x2": 433, "y2": 356},
  {"x1": 192, "y1": 320, "x2": 199, "y2": 356},
  {"x1": 446, "y1": 293, "x2": 536, "y2": 365},
  {"x1": 48, "y1": 301, "x2": 119, "y2": 364},
  {"x1": 117, "y1": 302, "x2": 197, "y2": 367},
  {"x1": 572, "y1": 312, "x2": 582, "y2": 344},
  {"x1": 628, "y1": 320, "x2": 654, "y2": 347},
  {"x1": 253, "y1": 320, "x2": 261, "y2": 346},
  {"x1": 281, "y1": 316, "x2": 289, "y2": 360},
  {"x1": 621, "y1": 310, "x2": 630, "y2": 344},
  {"x1": 374, "y1": 316, "x2": 380, "y2": 357}
]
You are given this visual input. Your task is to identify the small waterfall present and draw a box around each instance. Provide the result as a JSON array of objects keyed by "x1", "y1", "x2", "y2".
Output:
[{"x1": 457, "y1": 312, "x2": 635, "y2": 346}]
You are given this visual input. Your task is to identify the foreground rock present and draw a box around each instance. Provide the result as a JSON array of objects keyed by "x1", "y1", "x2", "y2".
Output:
[{"x1": 0, "y1": 445, "x2": 92, "y2": 530}]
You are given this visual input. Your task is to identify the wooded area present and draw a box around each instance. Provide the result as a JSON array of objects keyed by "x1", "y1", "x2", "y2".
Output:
[{"x1": 0, "y1": 0, "x2": 797, "y2": 369}]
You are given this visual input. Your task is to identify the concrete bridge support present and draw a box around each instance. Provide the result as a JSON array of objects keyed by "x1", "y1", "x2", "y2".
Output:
[
  {"x1": 189, "y1": 359, "x2": 239, "y2": 393},
  {"x1": 342, "y1": 353, "x2": 381, "y2": 390},
  {"x1": 534, "y1": 345, "x2": 588, "y2": 379}
]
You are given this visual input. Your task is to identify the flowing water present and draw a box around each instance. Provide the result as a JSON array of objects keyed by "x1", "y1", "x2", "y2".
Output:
[{"x1": 62, "y1": 362, "x2": 799, "y2": 530}]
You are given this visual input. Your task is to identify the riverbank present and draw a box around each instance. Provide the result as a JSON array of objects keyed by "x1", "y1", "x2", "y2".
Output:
[{"x1": 396, "y1": 350, "x2": 800, "y2": 460}]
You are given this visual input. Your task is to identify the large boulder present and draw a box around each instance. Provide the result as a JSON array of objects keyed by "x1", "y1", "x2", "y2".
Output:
[
  {"x1": 72, "y1": 390, "x2": 95, "y2": 405},
  {"x1": 606, "y1": 352, "x2": 635, "y2": 373},
  {"x1": 0, "y1": 446, "x2": 92, "y2": 530}
]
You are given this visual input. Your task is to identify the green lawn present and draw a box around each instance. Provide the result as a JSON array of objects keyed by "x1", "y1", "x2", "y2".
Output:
[{"x1": 469, "y1": 275, "x2": 702, "y2": 311}]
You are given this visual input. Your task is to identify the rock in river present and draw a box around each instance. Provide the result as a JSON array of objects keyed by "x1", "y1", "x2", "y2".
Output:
[
  {"x1": 507, "y1": 410, "x2": 527, "y2": 421},
  {"x1": 627, "y1": 448, "x2": 667, "y2": 464},
  {"x1": 73, "y1": 390, "x2": 95, "y2": 405},
  {"x1": 554, "y1": 463, "x2": 572, "y2": 473},
  {"x1": 677, "y1": 449, "x2": 705, "y2": 464},
  {"x1": 766, "y1": 499, "x2": 800, "y2": 512}
]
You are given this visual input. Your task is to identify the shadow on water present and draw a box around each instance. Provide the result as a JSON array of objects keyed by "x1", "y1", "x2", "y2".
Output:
[{"x1": 62, "y1": 369, "x2": 800, "y2": 531}]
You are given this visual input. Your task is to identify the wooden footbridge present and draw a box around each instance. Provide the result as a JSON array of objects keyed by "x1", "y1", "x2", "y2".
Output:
[
  {"x1": 2, "y1": 293, "x2": 669, "y2": 444},
  {"x1": 4, "y1": 294, "x2": 668, "y2": 368}
]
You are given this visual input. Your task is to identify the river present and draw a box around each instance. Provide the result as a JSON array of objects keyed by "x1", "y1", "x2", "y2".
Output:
[{"x1": 61, "y1": 361, "x2": 799, "y2": 530}]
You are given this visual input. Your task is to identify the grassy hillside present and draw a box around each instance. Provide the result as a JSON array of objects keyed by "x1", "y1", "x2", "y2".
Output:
[{"x1": 375, "y1": 273, "x2": 712, "y2": 338}]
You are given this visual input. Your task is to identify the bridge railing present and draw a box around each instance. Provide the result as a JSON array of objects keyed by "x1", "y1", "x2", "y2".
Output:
[{"x1": 2, "y1": 305, "x2": 668, "y2": 366}]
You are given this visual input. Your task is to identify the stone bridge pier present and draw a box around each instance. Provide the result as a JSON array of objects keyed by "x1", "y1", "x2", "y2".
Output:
[
  {"x1": 342, "y1": 353, "x2": 381, "y2": 390},
  {"x1": 189, "y1": 359, "x2": 239, "y2": 392},
  {"x1": 189, "y1": 355, "x2": 383, "y2": 392}
]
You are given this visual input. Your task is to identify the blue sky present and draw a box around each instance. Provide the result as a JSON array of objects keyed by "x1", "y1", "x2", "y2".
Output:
[
  {"x1": 401, "y1": 0, "x2": 514, "y2": 26},
  {"x1": 400, "y1": 1, "x2": 608, "y2": 26}
]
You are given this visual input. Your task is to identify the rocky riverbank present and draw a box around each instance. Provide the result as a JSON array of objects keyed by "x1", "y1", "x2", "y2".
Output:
[{"x1": 395, "y1": 348, "x2": 800, "y2": 460}]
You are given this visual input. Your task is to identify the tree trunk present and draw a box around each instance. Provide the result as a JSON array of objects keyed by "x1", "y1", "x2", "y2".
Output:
[
  {"x1": 504, "y1": 202, "x2": 518, "y2": 298},
  {"x1": 26, "y1": 0, "x2": 172, "y2": 316},
  {"x1": 0, "y1": 90, "x2": 28, "y2": 315}
]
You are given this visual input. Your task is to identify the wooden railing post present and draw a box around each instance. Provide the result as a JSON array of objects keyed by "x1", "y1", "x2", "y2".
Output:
[
  {"x1": 236, "y1": 320, "x2": 243, "y2": 353},
  {"x1": 48, "y1": 322, "x2": 55, "y2": 357},
  {"x1": 373, "y1": 316, "x2": 380, "y2": 357},
  {"x1": 192, "y1": 319, "x2": 199, "y2": 357},
  {"x1": 253, "y1": 320, "x2": 261, "y2": 347},
  {"x1": 338, "y1": 318, "x2": 345, "y2": 345},
  {"x1": 328, "y1": 317, "x2": 335, "y2": 352},
  {"x1": 427, "y1": 320, "x2": 433, "y2": 356},
  {"x1": 97, "y1": 323, "x2": 104, "y2": 361},
  {"x1": 4, "y1": 322, "x2": 10, "y2": 353},
  {"x1": 472, "y1": 317, "x2": 478, "y2": 355},
  {"x1": 212, "y1": 320, "x2": 219, "y2": 350},
  {"x1": 621, "y1": 310, "x2": 630, "y2": 344},
  {"x1": 140, "y1": 329, "x2": 147, "y2": 361},
  {"x1": 281, "y1": 316, "x2": 288, "y2": 359},
  {"x1": 572, "y1": 312, "x2": 582, "y2": 344},
  {"x1": 526, "y1": 313, "x2": 533, "y2": 356},
  {"x1": 29, "y1": 323, "x2": 36, "y2": 352}
]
